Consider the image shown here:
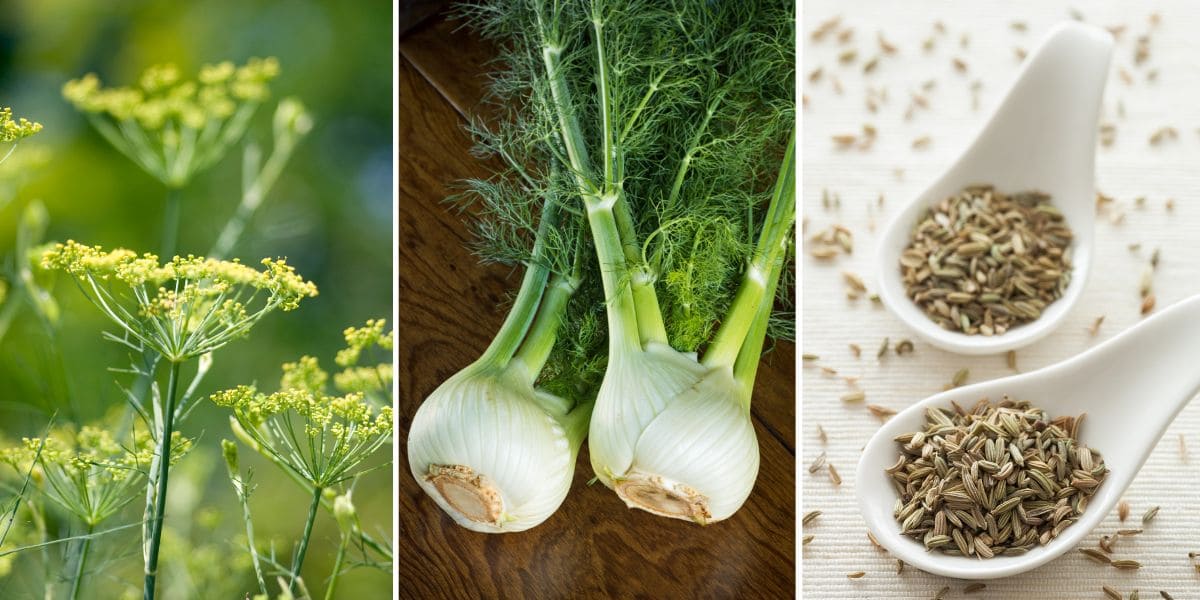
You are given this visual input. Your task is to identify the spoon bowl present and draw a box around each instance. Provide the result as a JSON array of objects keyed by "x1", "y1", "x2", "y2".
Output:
[
  {"x1": 856, "y1": 294, "x2": 1200, "y2": 579},
  {"x1": 877, "y1": 22, "x2": 1114, "y2": 355}
]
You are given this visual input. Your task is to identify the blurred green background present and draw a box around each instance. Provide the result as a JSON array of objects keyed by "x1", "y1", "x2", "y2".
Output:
[{"x1": 0, "y1": 0, "x2": 393, "y2": 598}]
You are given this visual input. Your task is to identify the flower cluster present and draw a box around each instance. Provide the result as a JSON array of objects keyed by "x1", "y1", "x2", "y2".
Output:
[
  {"x1": 41, "y1": 240, "x2": 317, "y2": 361},
  {"x1": 0, "y1": 424, "x2": 191, "y2": 527},
  {"x1": 211, "y1": 381, "x2": 392, "y2": 488},
  {"x1": 331, "y1": 319, "x2": 393, "y2": 401},
  {"x1": 0, "y1": 106, "x2": 42, "y2": 143},
  {"x1": 61, "y1": 58, "x2": 279, "y2": 187}
]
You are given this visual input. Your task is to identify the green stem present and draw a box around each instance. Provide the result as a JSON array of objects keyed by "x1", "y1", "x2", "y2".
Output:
[
  {"x1": 586, "y1": 196, "x2": 641, "y2": 353},
  {"x1": 323, "y1": 532, "x2": 349, "y2": 600},
  {"x1": 143, "y1": 361, "x2": 182, "y2": 600},
  {"x1": 160, "y1": 188, "x2": 182, "y2": 259},
  {"x1": 209, "y1": 125, "x2": 304, "y2": 259},
  {"x1": 232, "y1": 473, "x2": 267, "y2": 596},
  {"x1": 228, "y1": 419, "x2": 391, "y2": 562},
  {"x1": 510, "y1": 274, "x2": 577, "y2": 381},
  {"x1": 732, "y1": 244, "x2": 785, "y2": 409},
  {"x1": 69, "y1": 524, "x2": 93, "y2": 600},
  {"x1": 473, "y1": 197, "x2": 560, "y2": 372},
  {"x1": 289, "y1": 486, "x2": 324, "y2": 593},
  {"x1": 702, "y1": 134, "x2": 795, "y2": 371}
]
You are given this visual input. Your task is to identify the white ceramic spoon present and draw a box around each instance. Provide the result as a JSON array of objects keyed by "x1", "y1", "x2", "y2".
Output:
[
  {"x1": 876, "y1": 22, "x2": 1114, "y2": 355},
  {"x1": 856, "y1": 294, "x2": 1200, "y2": 579}
]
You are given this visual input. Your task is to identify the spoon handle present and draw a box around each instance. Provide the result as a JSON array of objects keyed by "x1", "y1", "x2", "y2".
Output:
[
  {"x1": 1060, "y1": 294, "x2": 1200, "y2": 487},
  {"x1": 949, "y1": 22, "x2": 1113, "y2": 206}
]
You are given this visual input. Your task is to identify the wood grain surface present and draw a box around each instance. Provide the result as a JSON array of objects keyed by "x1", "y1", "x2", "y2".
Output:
[{"x1": 398, "y1": 12, "x2": 796, "y2": 600}]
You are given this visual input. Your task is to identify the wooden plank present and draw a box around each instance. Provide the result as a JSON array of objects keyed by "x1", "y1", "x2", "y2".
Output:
[
  {"x1": 399, "y1": 11, "x2": 496, "y2": 121},
  {"x1": 399, "y1": 54, "x2": 794, "y2": 599}
]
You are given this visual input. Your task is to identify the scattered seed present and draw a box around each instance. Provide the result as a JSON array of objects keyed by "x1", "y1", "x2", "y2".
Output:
[
  {"x1": 934, "y1": 585, "x2": 950, "y2": 599},
  {"x1": 1112, "y1": 559, "x2": 1142, "y2": 570},
  {"x1": 817, "y1": 424, "x2": 828, "y2": 444},
  {"x1": 867, "y1": 404, "x2": 897, "y2": 419},
  {"x1": 1141, "y1": 294, "x2": 1156, "y2": 315},
  {"x1": 963, "y1": 583, "x2": 986, "y2": 594},
  {"x1": 1149, "y1": 126, "x2": 1178, "y2": 145},
  {"x1": 1015, "y1": 47, "x2": 1027, "y2": 61},
  {"x1": 951, "y1": 367, "x2": 969, "y2": 388},
  {"x1": 1011, "y1": 21, "x2": 1028, "y2": 32},
  {"x1": 1160, "y1": 592, "x2": 1174, "y2": 600},
  {"x1": 1117, "y1": 528, "x2": 1142, "y2": 536},
  {"x1": 847, "y1": 571, "x2": 866, "y2": 579},
  {"x1": 1142, "y1": 506, "x2": 1159, "y2": 525},
  {"x1": 894, "y1": 339, "x2": 914, "y2": 355},
  {"x1": 912, "y1": 136, "x2": 931, "y2": 149},
  {"x1": 809, "y1": 67, "x2": 824, "y2": 83},
  {"x1": 1103, "y1": 586, "x2": 1122, "y2": 600},
  {"x1": 849, "y1": 343, "x2": 861, "y2": 358},
  {"x1": 808, "y1": 451, "x2": 827, "y2": 474},
  {"x1": 952, "y1": 58, "x2": 968, "y2": 73},
  {"x1": 802, "y1": 534, "x2": 814, "y2": 545},
  {"x1": 1118, "y1": 500, "x2": 1130, "y2": 522},
  {"x1": 877, "y1": 337, "x2": 889, "y2": 359},
  {"x1": 867, "y1": 530, "x2": 882, "y2": 549},
  {"x1": 838, "y1": 49, "x2": 857, "y2": 64},
  {"x1": 1089, "y1": 315, "x2": 1105, "y2": 336},
  {"x1": 1165, "y1": 199, "x2": 1175, "y2": 212},
  {"x1": 863, "y1": 56, "x2": 880, "y2": 74},
  {"x1": 1131, "y1": 591, "x2": 1140, "y2": 600},
  {"x1": 828, "y1": 464, "x2": 842, "y2": 486},
  {"x1": 878, "y1": 32, "x2": 897, "y2": 54},
  {"x1": 802, "y1": 510, "x2": 821, "y2": 525},
  {"x1": 844, "y1": 271, "x2": 867, "y2": 294},
  {"x1": 803, "y1": 353, "x2": 819, "y2": 361},
  {"x1": 841, "y1": 390, "x2": 866, "y2": 403},
  {"x1": 810, "y1": 16, "x2": 841, "y2": 41},
  {"x1": 1006, "y1": 350, "x2": 1018, "y2": 371},
  {"x1": 1151, "y1": 248, "x2": 1161, "y2": 268},
  {"x1": 821, "y1": 366, "x2": 838, "y2": 376},
  {"x1": 1080, "y1": 548, "x2": 1113, "y2": 564},
  {"x1": 896, "y1": 559, "x2": 905, "y2": 574}
]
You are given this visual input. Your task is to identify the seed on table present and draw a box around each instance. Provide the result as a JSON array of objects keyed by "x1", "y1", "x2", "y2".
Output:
[
  {"x1": 895, "y1": 339, "x2": 915, "y2": 355},
  {"x1": 847, "y1": 571, "x2": 866, "y2": 579},
  {"x1": 1142, "y1": 506, "x2": 1159, "y2": 524},
  {"x1": 877, "y1": 337, "x2": 890, "y2": 359},
  {"x1": 963, "y1": 583, "x2": 986, "y2": 594},
  {"x1": 1160, "y1": 592, "x2": 1174, "y2": 600},
  {"x1": 842, "y1": 390, "x2": 866, "y2": 403},
  {"x1": 817, "y1": 424, "x2": 828, "y2": 444},
  {"x1": 802, "y1": 534, "x2": 814, "y2": 545},
  {"x1": 828, "y1": 464, "x2": 842, "y2": 486},
  {"x1": 802, "y1": 510, "x2": 821, "y2": 525},
  {"x1": 951, "y1": 367, "x2": 969, "y2": 387},
  {"x1": 934, "y1": 585, "x2": 950, "y2": 599},
  {"x1": 1006, "y1": 350, "x2": 1018, "y2": 371},
  {"x1": 1080, "y1": 548, "x2": 1112, "y2": 564},
  {"x1": 1118, "y1": 500, "x2": 1130, "y2": 521},
  {"x1": 1103, "y1": 586, "x2": 1122, "y2": 600},
  {"x1": 803, "y1": 353, "x2": 819, "y2": 361},
  {"x1": 849, "y1": 343, "x2": 861, "y2": 358},
  {"x1": 1141, "y1": 294, "x2": 1156, "y2": 315},
  {"x1": 1117, "y1": 528, "x2": 1142, "y2": 536},
  {"x1": 1111, "y1": 559, "x2": 1142, "y2": 570},
  {"x1": 808, "y1": 452, "x2": 826, "y2": 473}
]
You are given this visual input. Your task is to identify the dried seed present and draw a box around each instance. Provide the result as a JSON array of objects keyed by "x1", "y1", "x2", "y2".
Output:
[
  {"x1": 1151, "y1": 248, "x2": 1161, "y2": 268},
  {"x1": 802, "y1": 534, "x2": 814, "y2": 545},
  {"x1": 877, "y1": 337, "x2": 889, "y2": 359},
  {"x1": 896, "y1": 559, "x2": 905, "y2": 574},
  {"x1": 867, "y1": 530, "x2": 882, "y2": 548},
  {"x1": 849, "y1": 343, "x2": 861, "y2": 358},
  {"x1": 1142, "y1": 506, "x2": 1159, "y2": 525},
  {"x1": 1089, "y1": 316, "x2": 1105, "y2": 336},
  {"x1": 1160, "y1": 592, "x2": 1174, "y2": 600},
  {"x1": 1080, "y1": 548, "x2": 1112, "y2": 564},
  {"x1": 912, "y1": 136, "x2": 932, "y2": 149},
  {"x1": 951, "y1": 368, "x2": 969, "y2": 388},
  {"x1": 802, "y1": 510, "x2": 821, "y2": 525},
  {"x1": 1006, "y1": 350, "x2": 1018, "y2": 371},
  {"x1": 1111, "y1": 559, "x2": 1142, "y2": 570},
  {"x1": 1117, "y1": 528, "x2": 1142, "y2": 536},
  {"x1": 817, "y1": 424, "x2": 828, "y2": 444},
  {"x1": 828, "y1": 464, "x2": 842, "y2": 486},
  {"x1": 867, "y1": 404, "x2": 897, "y2": 419},
  {"x1": 1141, "y1": 294, "x2": 1156, "y2": 315},
  {"x1": 1103, "y1": 586, "x2": 1122, "y2": 600},
  {"x1": 847, "y1": 571, "x2": 866, "y2": 579},
  {"x1": 803, "y1": 353, "x2": 819, "y2": 361},
  {"x1": 808, "y1": 452, "x2": 827, "y2": 474},
  {"x1": 934, "y1": 585, "x2": 951, "y2": 599},
  {"x1": 841, "y1": 390, "x2": 866, "y2": 403},
  {"x1": 963, "y1": 583, "x2": 986, "y2": 594},
  {"x1": 1118, "y1": 500, "x2": 1130, "y2": 522},
  {"x1": 895, "y1": 339, "x2": 915, "y2": 355}
]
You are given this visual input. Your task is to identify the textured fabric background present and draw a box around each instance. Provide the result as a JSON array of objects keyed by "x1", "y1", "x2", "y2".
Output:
[{"x1": 801, "y1": 2, "x2": 1200, "y2": 598}]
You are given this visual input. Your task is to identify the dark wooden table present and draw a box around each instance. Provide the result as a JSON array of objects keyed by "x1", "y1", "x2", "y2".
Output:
[{"x1": 398, "y1": 11, "x2": 796, "y2": 599}]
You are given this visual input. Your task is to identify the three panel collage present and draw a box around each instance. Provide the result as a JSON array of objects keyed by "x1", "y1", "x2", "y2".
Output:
[{"x1": 0, "y1": 1, "x2": 1197, "y2": 598}]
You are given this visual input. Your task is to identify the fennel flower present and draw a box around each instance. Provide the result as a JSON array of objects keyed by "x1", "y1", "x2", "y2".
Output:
[
  {"x1": 0, "y1": 107, "x2": 42, "y2": 143},
  {"x1": 62, "y1": 58, "x2": 278, "y2": 187},
  {"x1": 40, "y1": 240, "x2": 316, "y2": 362}
]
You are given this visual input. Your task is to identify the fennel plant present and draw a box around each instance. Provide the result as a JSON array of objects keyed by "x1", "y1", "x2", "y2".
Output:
[{"x1": 461, "y1": 0, "x2": 795, "y2": 524}]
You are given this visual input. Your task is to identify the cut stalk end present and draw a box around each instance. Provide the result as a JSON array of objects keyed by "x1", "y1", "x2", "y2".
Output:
[
  {"x1": 615, "y1": 472, "x2": 711, "y2": 525},
  {"x1": 426, "y1": 464, "x2": 504, "y2": 526}
]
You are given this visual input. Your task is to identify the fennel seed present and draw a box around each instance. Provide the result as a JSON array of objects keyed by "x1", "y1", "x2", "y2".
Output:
[
  {"x1": 1103, "y1": 586, "x2": 1122, "y2": 600},
  {"x1": 1090, "y1": 315, "x2": 1105, "y2": 336},
  {"x1": 877, "y1": 337, "x2": 889, "y2": 359},
  {"x1": 912, "y1": 135, "x2": 931, "y2": 149},
  {"x1": 1080, "y1": 548, "x2": 1112, "y2": 564},
  {"x1": 817, "y1": 424, "x2": 828, "y2": 444},
  {"x1": 950, "y1": 367, "x2": 969, "y2": 388},
  {"x1": 963, "y1": 583, "x2": 986, "y2": 594},
  {"x1": 1118, "y1": 500, "x2": 1130, "y2": 522},
  {"x1": 1141, "y1": 294, "x2": 1156, "y2": 315},
  {"x1": 867, "y1": 404, "x2": 896, "y2": 419},
  {"x1": 802, "y1": 510, "x2": 821, "y2": 525},
  {"x1": 802, "y1": 534, "x2": 814, "y2": 545},
  {"x1": 888, "y1": 396, "x2": 1106, "y2": 557},
  {"x1": 895, "y1": 339, "x2": 914, "y2": 355},
  {"x1": 1116, "y1": 528, "x2": 1142, "y2": 536},
  {"x1": 934, "y1": 585, "x2": 950, "y2": 599},
  {"x1": 1160, "y1": 592, "x2": 1174, "y2": 600},
  {"x1": 809, "y1": 452, "x2": 827, "y2": 474},
  {"x1": 1006, "y1": 350, "x2": 1018, "y2": 371},
  {"x1": 847, "y1": 571, "x2": 865, "y2": 579},
  {"x1": 828, "y1": 464, "x2": 842, "y2": 486},
  {"x1": 899, "y1": 185, "x2": 1073, "y2": 335},
  {"x1": 849, "y1": 343, "x2": 861, "y2": 358},
  {"x1": 841, "y1": 390, "x2": 866, "y2": 403},
  {"x1": 1142, "y1": 506, "x2": 1159, "y2": 525},
  {"x1": 803, "y1": 353, "x2": 819, "y2": 361},
  {"x1": 1112, "y1": 559, "x2": 1142, "y2": 570}
]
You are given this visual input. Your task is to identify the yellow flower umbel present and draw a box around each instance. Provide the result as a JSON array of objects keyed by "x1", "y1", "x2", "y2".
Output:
[
  {"x1": 0, "y1": 425, "x2": 190, "y2": 528},
  {"x1": 331, "y1": 319, "x2": 393, "y2": 405},
  {"x1": 62, "y1": 58, "x2": 278, "y2": 188},
  {"x1": 41, "y1": 240, "x2": 317, "y2": 363},
  {"x1": 0, "y1": 106, "x2": 42, "y2": 144}
]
